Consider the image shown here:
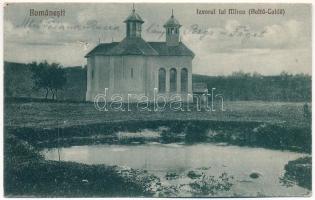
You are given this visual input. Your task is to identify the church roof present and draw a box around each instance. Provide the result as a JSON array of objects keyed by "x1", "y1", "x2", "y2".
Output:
[
  {"x1": 85, "y1": 40, "x2": 194, "y2": 57},
  {"x1": 123, "y1": 10, "x2": 144, "y2": 23},
  {"x1": 163, "y1": 15, "x2": 181, "y2": 27},
  {"x1": 85, "y1": 42, "x2": 119, "y2": 57},
  {"x1": 107, "y1": 38, "x2": 158, "y2": 56},
  {"x1": 148, "y1": 42, "x2": 194, "y2": 57}
]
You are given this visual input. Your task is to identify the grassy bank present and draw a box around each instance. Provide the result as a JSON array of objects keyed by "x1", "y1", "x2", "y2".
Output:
[{"x1": 6, "y1": 118, "x2": 311, "y2": 153}]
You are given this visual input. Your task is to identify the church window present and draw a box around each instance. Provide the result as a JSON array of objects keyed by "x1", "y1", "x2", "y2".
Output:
[
  {"x1": 158, "y1": 68, "x2": 166, "y2": 93},
  {"x1": 170, "y1": 68, "x2": 177, "y2": 92},
  {"x1": 127, "y1": 23, "x2": 130, "y2": 36},
  {"x1": 91, "y1": 68, "x2": 94, "y2": 80},
  {"x1": 137, "y1": 24, "x2": 141, "y2": 31},
  {"x1": 181, "y1": 68, "x2": 188, "y2": 92},
  {"x1": 131, "y1": 68, "x2": 133, "y2": 78},
  {"x1": 171, "y1": 28, "x2": 174, "y2": 34}
]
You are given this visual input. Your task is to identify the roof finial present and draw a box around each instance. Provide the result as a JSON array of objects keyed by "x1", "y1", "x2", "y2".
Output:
[
  {"x1": 132, "y1": 3, "x2": 135, "y2": 12},
  {"x1": 171, "y1": 9, "x2": 174, "y2": 17}
]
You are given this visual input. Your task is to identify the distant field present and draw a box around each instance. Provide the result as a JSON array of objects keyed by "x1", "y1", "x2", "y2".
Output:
[{"x1": 4, "y1": 100, "x2": 310, "y2": 129}]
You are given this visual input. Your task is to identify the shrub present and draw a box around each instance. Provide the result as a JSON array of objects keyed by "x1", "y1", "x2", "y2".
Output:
[
  {"x1": 280, "y1": 156, "x2": 312, "y2": 190},
  {"x1": 189, "y1": 173, "x2": 233, "y2": 196}
]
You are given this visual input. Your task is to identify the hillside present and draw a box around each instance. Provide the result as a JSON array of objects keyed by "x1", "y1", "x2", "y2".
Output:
[
  {"x1": 4, "y1": 62, "x2": 86, "y2": 101},
  {"x1": 192, "y1": 73, "x2": 311, "y2": 102}
]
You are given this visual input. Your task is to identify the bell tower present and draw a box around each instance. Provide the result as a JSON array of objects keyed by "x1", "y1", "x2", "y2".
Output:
[
  {"x1": 164, "y1": 9, "x2": 181, "y2": 46},
  {"x1": 124, "y1": 4, "x2": 144, "y2": 39}
]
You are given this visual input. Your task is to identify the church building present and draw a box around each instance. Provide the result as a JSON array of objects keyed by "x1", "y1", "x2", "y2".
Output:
[{"x1": 85, "y1": 7, "x2": 195, "y2": 102}]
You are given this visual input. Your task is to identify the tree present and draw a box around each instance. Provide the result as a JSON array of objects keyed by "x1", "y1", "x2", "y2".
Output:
[
  {"x1": 49, "y1": 63, "x2": 67, "y2": 100},
  {"x1": 29, "y1": 61, "x2": 67, "y2": 100}
]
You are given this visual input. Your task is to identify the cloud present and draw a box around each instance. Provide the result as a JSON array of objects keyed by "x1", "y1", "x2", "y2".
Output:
[
  {"x1": 182, "y1": 19, "x2": 307, "y2": 54},
  {"x1": 192, "y1": 48, "x2": 311, "y2": 76},
  {"x1": 4, "y1": 18, "x2": 94, "y2": 66},
  {"x1": 181, "y1": 19, "x2": 311, "y2": 76},
  {"x1": 4, "y1": 20, "x2": 33, "y2": 38},
  {"x1": 224, "y1": 20, "x2": 241, "y2": 33},
  {"x1": 260, "y1": 20, "x2": 302, "y2": 48}
]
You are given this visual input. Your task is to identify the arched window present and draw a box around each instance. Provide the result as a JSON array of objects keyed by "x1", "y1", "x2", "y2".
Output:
[
  {"x1": 158, "y1": 68, "x2": 166, "y2": 93},
  {"x1": 181, "y1": 68, "x2": 188, "y2": 92},
  {"x1": 170, "y1": 68, "x2": 177, "y2": 92}
]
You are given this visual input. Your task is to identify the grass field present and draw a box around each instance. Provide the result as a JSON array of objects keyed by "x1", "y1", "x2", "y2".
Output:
[{"x1": 4, "y1": 100, "x2": 311, "y2": 129}]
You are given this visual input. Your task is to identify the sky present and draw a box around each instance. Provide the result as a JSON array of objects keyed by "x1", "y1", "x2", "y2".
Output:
[{"x1": 4, "y1": 3, "x2": 312, "y2": 75}]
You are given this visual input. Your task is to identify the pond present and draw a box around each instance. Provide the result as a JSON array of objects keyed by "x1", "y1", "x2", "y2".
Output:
[{"x1": 43, "y1": 142, "x2": 310, "y2": 197}]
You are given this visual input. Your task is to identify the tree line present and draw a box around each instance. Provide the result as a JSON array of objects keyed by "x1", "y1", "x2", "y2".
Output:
[{"x1": 193, "y1": 71, "x2": 311, "y2": 102}]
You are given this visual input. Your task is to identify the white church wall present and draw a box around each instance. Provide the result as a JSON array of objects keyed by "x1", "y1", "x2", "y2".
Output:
[
  {"x1": 86, "y1": 55, "x2": 193, "y2": 102},
  {"x1": 86, "y1": 56, "x2": 111, "y2": 101},
  {"x1": 86, "y1": 57, "x2": 94, "y2": 101},
  {"x1": 113, "y1": 56, "x2": 146, "y2": 94},
  {"x1": 96, "y1": 56, "x2": 110, "y2": 91}
]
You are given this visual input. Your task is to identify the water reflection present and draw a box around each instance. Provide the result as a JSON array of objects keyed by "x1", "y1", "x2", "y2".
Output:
[{"x1": 43, "y1": 143, "x2": 309, "y2": 197}]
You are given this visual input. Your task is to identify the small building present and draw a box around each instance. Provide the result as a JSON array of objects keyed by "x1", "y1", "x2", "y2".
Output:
[
  {"x1": 85, "y1": 7, "x2": 194, "y2": 102},
  {"x1": 192, "y1": 82, "x2": 208, "y2": 94},
  {"x1": 192, "y1": 82, "x2": 208, "y2": 103}
]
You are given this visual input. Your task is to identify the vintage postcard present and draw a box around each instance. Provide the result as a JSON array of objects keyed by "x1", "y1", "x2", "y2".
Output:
[{"x1": 2, "y1": 1, "x2": 312, "y2": 198}]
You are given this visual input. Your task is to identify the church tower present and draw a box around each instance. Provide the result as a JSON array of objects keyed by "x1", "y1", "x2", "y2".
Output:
[
  {"x1": 164, "y1": 10, "x2": 181, "y2": 46},
  {"x1": 124, "y1": 5, "x2": 144, "y2": 39}
]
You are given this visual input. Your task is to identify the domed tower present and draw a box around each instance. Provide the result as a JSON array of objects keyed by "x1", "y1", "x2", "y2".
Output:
[
  {"x1": 124, "y1": 5, "x2": 144, "y2": 39},
  {"x1": 164, "y1": 10, "x2": 181, "y2": 46}
]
